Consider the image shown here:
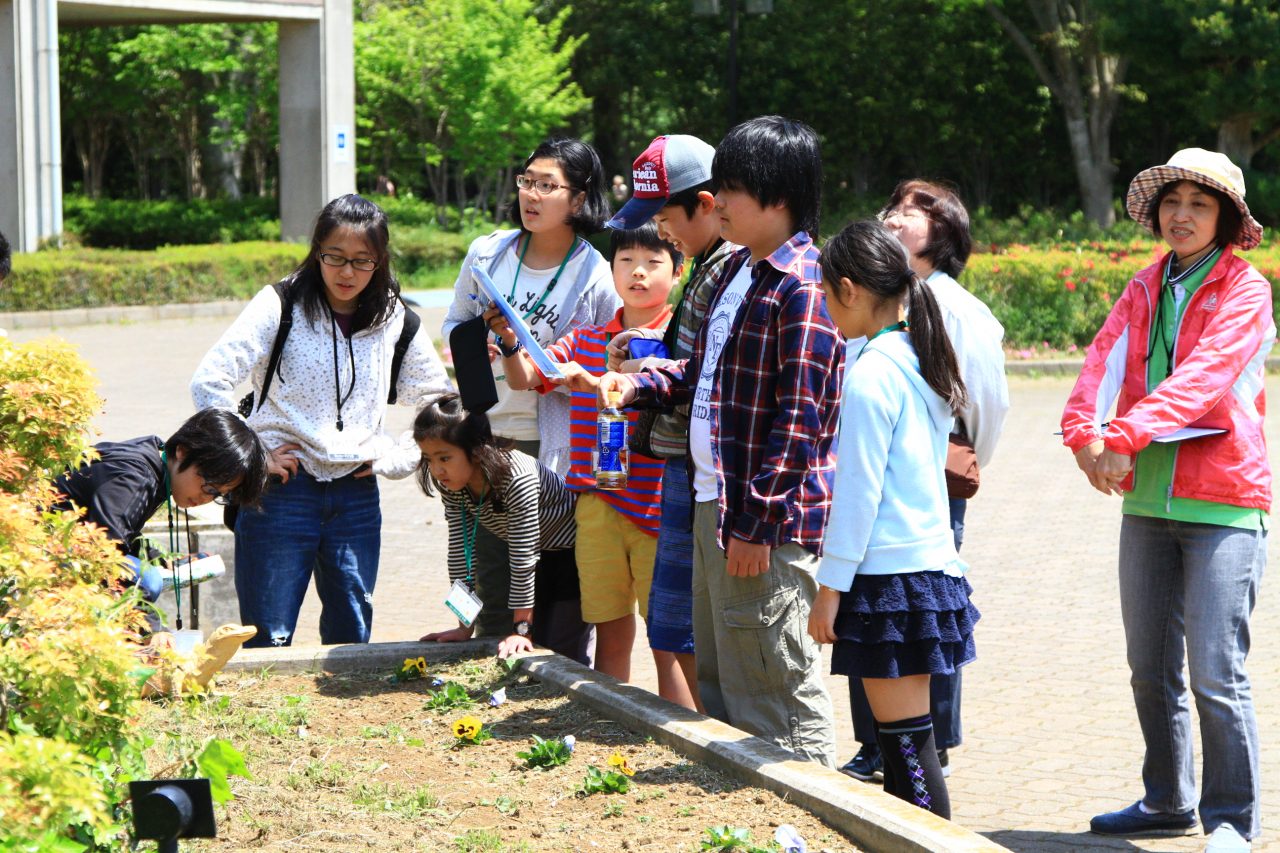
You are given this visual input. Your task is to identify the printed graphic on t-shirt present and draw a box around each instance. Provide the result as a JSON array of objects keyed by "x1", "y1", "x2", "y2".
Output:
[{"x1": 691, "y1": 271, "x2": 749, "y2": 422}]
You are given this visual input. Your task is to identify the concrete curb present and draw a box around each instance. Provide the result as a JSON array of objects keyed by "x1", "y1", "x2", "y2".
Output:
[
  {"x1": 0, "y1": 300, "x2": 249, "y2": 331},
  {"x1": 225, "y1": 642, "x2": 1007, "y2": 853}
]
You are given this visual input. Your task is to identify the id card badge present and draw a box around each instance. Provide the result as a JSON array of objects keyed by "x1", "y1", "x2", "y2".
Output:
[
  {"x1": 326, "y1": 432, "x2": 364, "y2": 464},
  {"x1": 444, "y1": 579, "x2": 483, "y2": 627}
]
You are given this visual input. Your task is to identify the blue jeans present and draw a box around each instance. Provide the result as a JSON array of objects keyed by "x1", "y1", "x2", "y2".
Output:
[
  {"x1": 849, "y1": 497, "x2": 967, "y2": 749},
  {"x1": 647, "y1": 461, "x2": 696, "y2": 654},
  {"x1": 1119, "y1": 514, "x2": 1265, "y2": 839},
  {"x1": 235, "y1": 469, "x2": 382, "y2": 648}
]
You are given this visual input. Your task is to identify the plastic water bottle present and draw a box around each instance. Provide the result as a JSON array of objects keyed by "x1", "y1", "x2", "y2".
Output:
[{"x1": 593, "y1": 391, "x2": 628, "y2": 490}]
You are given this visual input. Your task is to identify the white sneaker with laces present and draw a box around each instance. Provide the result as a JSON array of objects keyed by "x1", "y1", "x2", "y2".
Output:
[{"x1": 1206, "y1": 824, "x2": 1251, "y2": 852}]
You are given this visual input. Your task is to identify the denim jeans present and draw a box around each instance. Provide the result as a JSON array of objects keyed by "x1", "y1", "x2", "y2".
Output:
[
  {"x1": 235, "y1": 469, "x2": 382, "y2": 648},
  {"x1": 849, "y1": 497, "x2": 967, "y2": 750},
  {"x1": 1119, "y1": 514, "x2": 1265, "y2": 839}
]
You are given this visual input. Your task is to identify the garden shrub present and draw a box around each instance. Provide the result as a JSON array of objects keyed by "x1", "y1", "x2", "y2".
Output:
[
  {"x1": 0, "y1": 336, "x2": 155, "y2": 850},
  {"x1": 963, "y1": 240, "x2": 1280, "y2": 349},
  {"x1": 63, "y1": 196, "x2": 280, "y2": 249},
  {"x1": 5, "y1": 242, "x2": 306, "y2": 312}
]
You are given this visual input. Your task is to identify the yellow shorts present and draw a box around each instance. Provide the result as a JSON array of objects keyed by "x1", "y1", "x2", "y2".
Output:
[{"x1": 574, "y1": 492, "x2": 657, "y2": 623}]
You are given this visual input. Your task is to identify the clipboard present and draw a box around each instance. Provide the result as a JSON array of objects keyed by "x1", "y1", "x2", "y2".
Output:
[
  {"x1": 1055, "y1": 423, "x2": 1228, "y2": 443},
  {"x1": 470, "y1": 265, "x2": 565, "y2": 381}
]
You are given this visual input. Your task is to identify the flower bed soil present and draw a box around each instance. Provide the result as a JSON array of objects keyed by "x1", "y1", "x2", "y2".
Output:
[{"x1": 142, "y1": 655, "x2": 861, "y2": 852}]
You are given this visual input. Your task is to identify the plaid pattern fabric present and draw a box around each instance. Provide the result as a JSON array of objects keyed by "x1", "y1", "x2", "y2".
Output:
[{"x1": 632, "y1": 232, "x2": 844, "y2": 553}]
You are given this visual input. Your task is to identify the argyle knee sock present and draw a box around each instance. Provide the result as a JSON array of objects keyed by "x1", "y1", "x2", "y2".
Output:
[{"x1": 876, "y1": 714, "x2": 950, "y2": 819}]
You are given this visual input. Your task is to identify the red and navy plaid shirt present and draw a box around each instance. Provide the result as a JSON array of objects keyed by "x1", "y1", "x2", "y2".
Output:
[{"x1": 630, "y1": 232, "x2": 844, "y2": 554}]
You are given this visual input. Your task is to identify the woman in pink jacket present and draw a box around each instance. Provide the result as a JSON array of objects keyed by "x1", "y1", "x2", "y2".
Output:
[{"x1": 1061, "y1": 149, "x2": 1272, "y2": 852}]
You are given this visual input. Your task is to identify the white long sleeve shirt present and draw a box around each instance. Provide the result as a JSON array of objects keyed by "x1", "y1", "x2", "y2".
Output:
[
  {"x1": 191, "y1": 285, "x2": 452, "y2": 481},
  {"x1": 926, "y1": 270, "x2": 1010, "y2": 468}
]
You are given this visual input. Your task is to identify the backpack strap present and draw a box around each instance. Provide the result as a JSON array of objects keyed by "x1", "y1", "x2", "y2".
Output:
[
  {"x1": 387, "y1": 299, "x2": 421, "y2": 405},
  {"x1": 256, "y1": 280, "x2": 296, "y2": 411}
]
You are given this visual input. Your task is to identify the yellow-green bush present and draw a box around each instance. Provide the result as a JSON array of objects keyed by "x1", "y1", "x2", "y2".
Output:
[
  {"x1": 0, "y1": 336, "x2": 153, "y2": 851},
  {"x1": 964, "y1": 240, "x2": 1280, "y2": 349}
]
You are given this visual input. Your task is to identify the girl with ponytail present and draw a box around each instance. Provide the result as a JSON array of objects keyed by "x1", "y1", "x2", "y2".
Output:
[{"x1": 807, "y1": 220, "x2": 979, "y2": 819}]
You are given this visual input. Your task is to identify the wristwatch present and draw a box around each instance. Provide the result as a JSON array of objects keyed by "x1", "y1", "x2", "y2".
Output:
[
  {"x1": 498, "y1": 338, "x2": 523, "y2": 358},
  {"x1": 513, "y1": 620, "x2": 531, "y2": 637}
]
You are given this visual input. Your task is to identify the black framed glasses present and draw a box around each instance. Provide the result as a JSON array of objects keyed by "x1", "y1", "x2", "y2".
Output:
[
  {"x1": 201, "y1": 483, "x2": 233, "y2": 506},
  {"x1": 515, "y1": 174, "x2": 575, "y2": 195},
  {"x1": 319, "y1": 253, "x2": 378, "y2": 272}
]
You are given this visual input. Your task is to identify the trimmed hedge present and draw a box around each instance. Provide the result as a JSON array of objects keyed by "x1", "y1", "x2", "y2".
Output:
[
  {"x1": 965, "y1": 240, "x2": 1280, "y2": 348},
  {"x1": 62, "y1": 196, "x2": 280, "y2": 249},
  {"x1": 3, "y1": 242, "x2": 305, "y2": 311},
  {"x1": 10, "y1": 236, "x2": 1280, "y2": 349}
]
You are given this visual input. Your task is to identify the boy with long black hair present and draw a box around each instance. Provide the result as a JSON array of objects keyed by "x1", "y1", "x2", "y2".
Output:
[{"x1": 52, "y1": 408, "x2": 269, "y2": 601}]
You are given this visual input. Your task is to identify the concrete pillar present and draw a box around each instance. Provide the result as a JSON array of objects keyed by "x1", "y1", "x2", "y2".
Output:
[
  {"x1": 278, "y1": 0, "x2": 355, "y2": 242},
  {"x1": 0, "y1": 0, "x2": 61, "y2": 252}
]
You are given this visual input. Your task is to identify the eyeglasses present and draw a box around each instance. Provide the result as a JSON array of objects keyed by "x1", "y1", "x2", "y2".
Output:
[
  {"x1": 878, "y1": 205, "x2": 930, "y2": 223},
  {"x1": 319, "y1": 253, "x2": 378, "y2": 272},
  {"x1": 516, "y1": 175, "x2": 576, "y2": 195},
  {"x1": 201, "y1": 482, "x2": 233, "y2": 506}
]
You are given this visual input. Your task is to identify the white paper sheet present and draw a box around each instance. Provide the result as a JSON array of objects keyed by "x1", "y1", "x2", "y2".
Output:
[{"x1": 470, "y1": 265, "x2": 565, "y2": 381}]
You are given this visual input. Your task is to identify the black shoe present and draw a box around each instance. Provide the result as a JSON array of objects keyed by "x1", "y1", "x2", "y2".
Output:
[
  {"x1": 1089, "y1": 801, "x2": 1198, "y2": 837},
  {"x1": 839, "y1": 745, "x2": 883, "y2": 783}
]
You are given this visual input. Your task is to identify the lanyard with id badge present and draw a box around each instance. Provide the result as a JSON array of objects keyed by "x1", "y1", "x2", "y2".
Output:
[{"x1": 445, "y1": 491, "x2": 486, "y2": 626}]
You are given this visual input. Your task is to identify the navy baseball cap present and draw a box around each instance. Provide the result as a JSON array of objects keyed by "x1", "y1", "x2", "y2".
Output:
[{"x1": 606, "y1": 135, "x2": 716, "y2": 230}]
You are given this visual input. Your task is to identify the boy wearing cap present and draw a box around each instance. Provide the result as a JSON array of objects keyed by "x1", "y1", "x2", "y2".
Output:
[
  {"x1": 594, "y1": 116, "x2": 843, "y2": 766},
  {"x1": 604, "y1": 133, "x2": 742, "y2": 712}
]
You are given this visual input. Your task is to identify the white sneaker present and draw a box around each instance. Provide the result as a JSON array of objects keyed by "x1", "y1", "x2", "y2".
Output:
[{"x1": 1206, "y1": 824, "x2": 1251, "y2": 852}]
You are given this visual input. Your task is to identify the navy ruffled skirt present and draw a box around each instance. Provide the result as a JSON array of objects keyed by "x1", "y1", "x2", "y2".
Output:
[{"x1": 831, "y1": 570, "x2": 979, "y2": 680}]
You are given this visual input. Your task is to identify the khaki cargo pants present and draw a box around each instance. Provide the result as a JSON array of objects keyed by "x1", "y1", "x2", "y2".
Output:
[{"x1": 692, "y1": 500, "x2": 836, "y2": 767}]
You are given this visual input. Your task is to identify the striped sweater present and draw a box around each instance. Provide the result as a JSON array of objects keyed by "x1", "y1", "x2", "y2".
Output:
[
  {"x1": 542, "y1": 307, "x2": 671, "y2": 536},
  {"x1": 439, "y1": 449, "x2": 576, "y2": 609}
]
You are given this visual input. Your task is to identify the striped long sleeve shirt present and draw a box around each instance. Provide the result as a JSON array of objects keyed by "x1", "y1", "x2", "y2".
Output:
[
  {"x1": 439, "y1": 449, "x2": 576, "y2": 609},
  {"x1": 541, "y1": 307, "x2": 671, "y2": 536}
]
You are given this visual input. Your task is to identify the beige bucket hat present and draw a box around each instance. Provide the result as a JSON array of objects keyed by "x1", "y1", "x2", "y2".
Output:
[{"x1": 1125, "y1": 147, "x2": 1263, "y2": 251}]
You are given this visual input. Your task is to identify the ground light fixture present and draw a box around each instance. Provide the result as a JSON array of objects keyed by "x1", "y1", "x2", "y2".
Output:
[{"x1": 129, "y1": 779, "x2": 217, "y2": 852}]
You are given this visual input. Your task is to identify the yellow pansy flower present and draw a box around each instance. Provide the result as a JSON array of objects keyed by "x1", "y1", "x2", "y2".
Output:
[
  {"x1": 607, "y1": 752, "x2": 635, "y2": 776},
  {"x1": 452, "y1": 715, "x2": 483, "y2": 741}
]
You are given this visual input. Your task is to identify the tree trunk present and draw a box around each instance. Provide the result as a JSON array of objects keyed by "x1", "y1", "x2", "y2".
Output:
[
  {"x1": 987, "y1": 0, "x2": 1123, "y2": 228},
  {"x1": 1217, "y1": 113, "x2": 1256, "y2": 170}
]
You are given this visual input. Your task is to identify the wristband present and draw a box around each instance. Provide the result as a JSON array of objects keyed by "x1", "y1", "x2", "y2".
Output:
[{"x1": 498, "y1": 338, "x2": 523, "y2": 358}]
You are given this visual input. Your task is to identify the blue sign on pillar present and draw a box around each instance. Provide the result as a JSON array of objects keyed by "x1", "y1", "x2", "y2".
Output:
[{"x1": 333, "y1": 124, "x2": 353, "y2": 165}]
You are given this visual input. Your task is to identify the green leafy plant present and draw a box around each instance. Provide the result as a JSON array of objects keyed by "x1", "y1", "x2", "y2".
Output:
[
  {"x1": 515, "y1": 734, "x2": 573, "y2": 770},
  {"x1": 700, "y1": 825, "x2": 776, "y2": 852},
  {"x1": 424, "y1": 681, "x2": 475, "y2": 712},
  {"x1": 576, "y1": 756, "x2": 633, "y2": 797},
  {"x1": 195, "y1": 738, "x2": 252, "y2": 804}
]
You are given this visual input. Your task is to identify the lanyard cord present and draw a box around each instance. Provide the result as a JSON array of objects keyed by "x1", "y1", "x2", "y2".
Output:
[
  {"x1": 1151, "y1": 247, "x2": 1218, "y2": 379},
  {"x1": 459, "y1": 483, "x2": 488, "y2": 586},
  {"x1": 161, "y1": 450, "x2": 183, "y2": 630},
  {"x1": 499, "y1": 235, "x2": 577, "y2": 342},
  {"x1": 326, "y1": 304, "x2": 357, "y2": 431},
  {"x1": 859, "y1": 320, "x2": 908, "y2": 358}
]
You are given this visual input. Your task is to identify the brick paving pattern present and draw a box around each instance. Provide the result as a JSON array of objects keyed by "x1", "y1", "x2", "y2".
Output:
[{"x1": 15, "y1": 311, "x2": 1280, "y2": 852}]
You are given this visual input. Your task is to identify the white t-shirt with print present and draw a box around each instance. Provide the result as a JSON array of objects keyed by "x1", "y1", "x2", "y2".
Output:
[
  {"x1": 689, "y1": 263, "x2": 754, "y2": 501},
  {"x1": 487, "y1": 246, "x2": 591, "y2": 441}
]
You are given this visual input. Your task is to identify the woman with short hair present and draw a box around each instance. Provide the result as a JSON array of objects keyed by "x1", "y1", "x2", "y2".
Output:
[{"x1": 1062, "y1": 149, "x2": 1272, "y2": 852}]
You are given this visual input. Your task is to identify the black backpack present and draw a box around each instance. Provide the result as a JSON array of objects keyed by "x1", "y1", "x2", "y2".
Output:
[
  {"x1": 225, "y1": 282, "x2": 422, "y2": 531},
  {"x1": 236, "y1": 281, "x2": 422, "y2": 416}
]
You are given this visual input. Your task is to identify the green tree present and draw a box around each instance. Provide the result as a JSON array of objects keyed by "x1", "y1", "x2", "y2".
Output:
[
  {"x1": 355, "y1": 0, "x2": 588, "y2": 219},
  {"x1": 984, "y1": 0, "x2": 1134, "y2": 226}
]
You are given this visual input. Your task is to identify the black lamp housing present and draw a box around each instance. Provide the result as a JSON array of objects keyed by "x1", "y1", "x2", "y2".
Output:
[{"x1": 130, "y1": 778, "x2": 217, "y2": 852}]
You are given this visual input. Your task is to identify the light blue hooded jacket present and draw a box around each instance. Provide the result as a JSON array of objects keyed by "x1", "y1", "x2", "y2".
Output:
[{"x1": 816, "y1": 330, "x2": 965, "y2": 591}]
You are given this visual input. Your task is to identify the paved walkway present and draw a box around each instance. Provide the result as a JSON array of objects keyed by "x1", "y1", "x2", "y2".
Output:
[{"x1": 13, "y1": 310, "x2": 1280, "y2": 852}]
